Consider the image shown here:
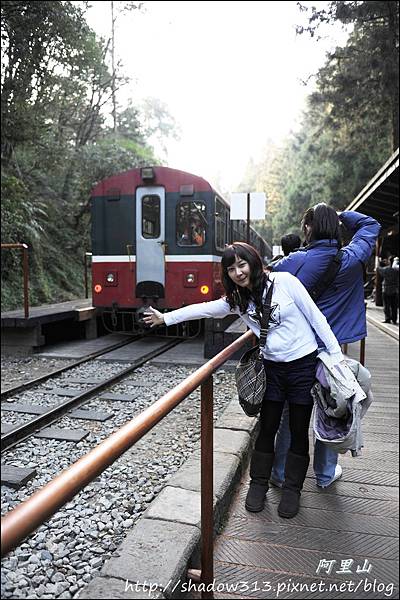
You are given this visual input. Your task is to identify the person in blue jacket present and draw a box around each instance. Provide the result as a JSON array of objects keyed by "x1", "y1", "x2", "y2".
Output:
[{"x1": 270, "y1": 204, "x2": 381, "y2": 488}]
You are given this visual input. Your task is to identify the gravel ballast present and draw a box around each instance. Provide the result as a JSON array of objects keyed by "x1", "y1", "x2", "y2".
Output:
[
  {"x1": 1, "y1": 357, "x2": 239, "y2": 599},
  {"x1": 1, "y1": 356, "x2": 75, "y2": 394}
]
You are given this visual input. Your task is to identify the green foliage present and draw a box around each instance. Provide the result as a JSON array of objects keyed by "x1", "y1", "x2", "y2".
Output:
[
  {"x1": 1, "y1": 1, "x2": 178, "y2": 311},
  {"x1": 239, "y1": 1, "x2": 398, "y2": 245},
  {"x1": 1, "y1": 174, "x2": 46, "y2": 242},
  {"x1": 1, "y1": 1, "x2": 94, "y2": 158}
]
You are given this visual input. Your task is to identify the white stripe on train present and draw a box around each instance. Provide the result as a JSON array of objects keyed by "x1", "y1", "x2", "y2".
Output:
[{"x1": 91, "y1": 255, "x2": 223, "y2": 263}]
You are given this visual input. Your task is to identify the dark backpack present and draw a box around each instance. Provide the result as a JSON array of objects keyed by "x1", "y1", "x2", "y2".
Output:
[{"x1": 273, "y1": 249, "x2": 344, "y2": 302}]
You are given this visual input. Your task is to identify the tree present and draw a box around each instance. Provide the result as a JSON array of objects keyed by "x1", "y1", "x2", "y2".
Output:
[
  {"x1": 249, "y1": 1, "x2": 400, "y2": 242},
  {"x1": 297, "y1": 1, "x2": 399, "y2": 150},
  {"x1": 139, "y1": 97, "x2": 180, "y2": 158},
  {"x1": 109, "y1": 1, "x2": 144, "y2": 134},
  {"x1": 1, "y1": 1, "x2": 180, "y2": 310},
  {"x1": 1, "y1": 1, "x2": 96, "y2": 164}
]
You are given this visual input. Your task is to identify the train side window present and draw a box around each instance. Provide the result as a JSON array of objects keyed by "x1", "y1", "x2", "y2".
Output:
[
  {"x1": 177, "y1": 201, "x2": 206, "y2": 247},
  {"x1": 142, "y1": 195, "x2": 160, "y2": 238}
]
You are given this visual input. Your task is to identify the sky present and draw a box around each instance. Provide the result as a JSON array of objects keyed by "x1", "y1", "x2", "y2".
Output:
[{"x1": 85, "y1": 1, "x2": 350, "y2": 194}]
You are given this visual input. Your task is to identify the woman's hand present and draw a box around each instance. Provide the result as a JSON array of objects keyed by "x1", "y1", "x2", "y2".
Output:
[{"x1": 143, "y1": 306, "x2": 165, "y2": 328}]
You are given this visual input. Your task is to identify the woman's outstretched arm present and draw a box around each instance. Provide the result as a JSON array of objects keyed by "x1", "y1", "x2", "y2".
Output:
[{"x1": 143, "y1": 298, "x2": 234, "y2": 328}]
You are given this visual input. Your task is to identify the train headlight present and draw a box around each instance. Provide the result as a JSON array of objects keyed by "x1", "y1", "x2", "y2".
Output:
[
  {"x1": 200, "y1": 285, "x2": 209, "y2": 295},
  {"x1": 94, "y1": 284, "x2": 102, "y2": 293},
  {"x1": 105, "y1": 271, "x2": 118, "y2": 286},
  {"x1": 183, "y1": 269, "x2": 198, "y2": 287}
]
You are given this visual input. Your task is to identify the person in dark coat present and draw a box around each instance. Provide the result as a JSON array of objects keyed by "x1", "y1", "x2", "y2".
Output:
[
  {"x1": 270, "y1": 204, "x2": 381, "y2": 488},
  {"x1": 281, "y1": 233, "x2": 301, "y2": 257},
  {"x1": 267, "y1": 233, "x2": 302, "y2": 270},
  {"x1": 377, "y1": 256, "x2": 399, "y2": 324}
]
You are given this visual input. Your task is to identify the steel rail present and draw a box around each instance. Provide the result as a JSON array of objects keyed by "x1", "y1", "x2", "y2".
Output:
[
  {"x1": 1, "y1": 334, "x2": 143, "y2": 401},
  {"x1": 1, "y1": 338, "x2": 183, "y2": 452},
  {"x1": 1, "y1": 329, "x2": 253, "y2": 563}
]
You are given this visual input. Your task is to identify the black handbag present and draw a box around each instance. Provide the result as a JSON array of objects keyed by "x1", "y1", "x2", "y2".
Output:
[{"x1": 235, "y1": 281, "x2": 274, "y2": 416}]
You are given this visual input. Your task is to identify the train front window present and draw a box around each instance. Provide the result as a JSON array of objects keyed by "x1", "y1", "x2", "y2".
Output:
[
  {"x1": 176, "y1": 201, "x2": 206, "y2": 247},
  {"x1": 142, "y1": 195, "x2": 160, "y2": 238}
]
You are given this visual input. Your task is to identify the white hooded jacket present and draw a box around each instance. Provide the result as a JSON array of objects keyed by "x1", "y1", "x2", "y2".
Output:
[{"x1": 312, "y1": 353, "x2": 373, "y2": 456}]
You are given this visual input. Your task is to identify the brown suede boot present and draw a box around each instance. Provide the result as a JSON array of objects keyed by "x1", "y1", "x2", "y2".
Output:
[
  {"x1": 245, "y1": 451, "x2": 275, "y2": 513},
  {"x1": 278, "y1": 451, "x2": 309, "y2": 518}
]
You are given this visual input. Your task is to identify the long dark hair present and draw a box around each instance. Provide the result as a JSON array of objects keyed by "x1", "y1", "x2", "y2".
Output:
[
  {"x1": 301, "y1": 203, "x2": 342, "y2": 245},
  {"x1": 221, "y1": 242, "x2": 267, "y2": 313}
]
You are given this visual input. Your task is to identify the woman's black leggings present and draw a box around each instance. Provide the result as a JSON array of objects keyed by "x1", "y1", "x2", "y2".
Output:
[{"x1": 254, "y1": 401, "x2": 313, "y2": 456}]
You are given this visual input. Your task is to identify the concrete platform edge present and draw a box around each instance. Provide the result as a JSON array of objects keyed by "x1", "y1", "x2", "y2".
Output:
[
  {"x1": 77, "y1": 398, "x2": 258, "y2": 600},
  {"x1": 366, "y1": 312, "x2": 399, "y2": 340}
]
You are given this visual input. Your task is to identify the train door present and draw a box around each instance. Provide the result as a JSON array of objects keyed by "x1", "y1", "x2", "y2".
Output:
[{"x1": 135, "y1": 187, "x2": 165, "y2": 298}]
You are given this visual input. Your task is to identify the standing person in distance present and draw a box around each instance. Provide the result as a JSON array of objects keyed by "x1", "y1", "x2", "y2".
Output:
[
  {"x1": 143, "y1": 242, "x2": 344, "y2": 518},
  {"x1": 377, "y1": 256, "x2": 399, "y2": 325},
  {"x1": 267, "y1": 233, "x2": 302, "y2": 270},
  {"x1": 270, "y1": 205, "x2": 381, "y2": 489}
]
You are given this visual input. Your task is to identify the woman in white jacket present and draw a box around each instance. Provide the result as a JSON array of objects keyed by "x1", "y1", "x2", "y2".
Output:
[{"x1": 144, "y1": 242, "x2": 343, "y2": 518}]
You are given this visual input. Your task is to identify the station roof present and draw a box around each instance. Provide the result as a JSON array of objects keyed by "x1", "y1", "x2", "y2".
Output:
[{"x1": 345, "y1": 148, "x2": 399, "y2": 232}]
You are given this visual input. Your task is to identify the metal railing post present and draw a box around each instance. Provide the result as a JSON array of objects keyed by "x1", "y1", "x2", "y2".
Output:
[
  {"x1": 360, "y1": 301, "x2": 367, "y2": 366},
  {"x1": 22, "y1": 245, "x2": 29, "y2": 318},
  {"x1": 360, "y1": 338, "x2": 366, "y2": 366},
  {"x1": 201, "y1": 376, "x2": 214, "y2": 599},
  {"x1": 84, "y1": 252, "x2": 92, "y2": 299}
]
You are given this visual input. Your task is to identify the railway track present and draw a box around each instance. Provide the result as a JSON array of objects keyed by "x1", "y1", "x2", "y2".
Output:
[
  {"x1": 1, "y1": 356, "x2": 237, "y2": 599},
  {"x1": 1, "y1": 334, "x2": 146, "y2": 401},
  {"x1": 1, "y1": 337, "x2": 183, "y2": 455}
]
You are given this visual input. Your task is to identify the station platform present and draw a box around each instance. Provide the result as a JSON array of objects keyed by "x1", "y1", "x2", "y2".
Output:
[
  {"x1": 365, "y1": 299, "x2": 398, "y2": 340},
  {"x1": 0, "y1": 298, "x2": 95, "y2": 327},
  {"x1": 74, "y1": 312, "x2": 398, "y2": 600},
  {"x1": 208, "y1": 321, "x2": 399, "y2": 599},
  {"x1": 1, "y1": 298, "x2": 96, "y2": 355}
]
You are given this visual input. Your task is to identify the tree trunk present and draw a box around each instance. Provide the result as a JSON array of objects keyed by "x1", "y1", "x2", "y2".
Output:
[{"x1": 111, "y1": 1, "x2": 117, "y2": 135}]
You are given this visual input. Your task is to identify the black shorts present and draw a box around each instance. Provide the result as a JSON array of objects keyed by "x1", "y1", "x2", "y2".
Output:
[{"x1": 263, "y1": 350, "x2": 318, "y2": 406}]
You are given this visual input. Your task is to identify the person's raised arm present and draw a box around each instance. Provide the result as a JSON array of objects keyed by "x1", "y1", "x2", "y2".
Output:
[{"x1": 339, "y1": 211, "x2": 381, "y2": 264}]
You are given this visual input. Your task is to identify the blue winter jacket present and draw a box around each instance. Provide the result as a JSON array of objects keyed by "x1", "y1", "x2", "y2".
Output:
[{"x1": 273, "y1": 211, "x2": 381, "y2": 344}]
